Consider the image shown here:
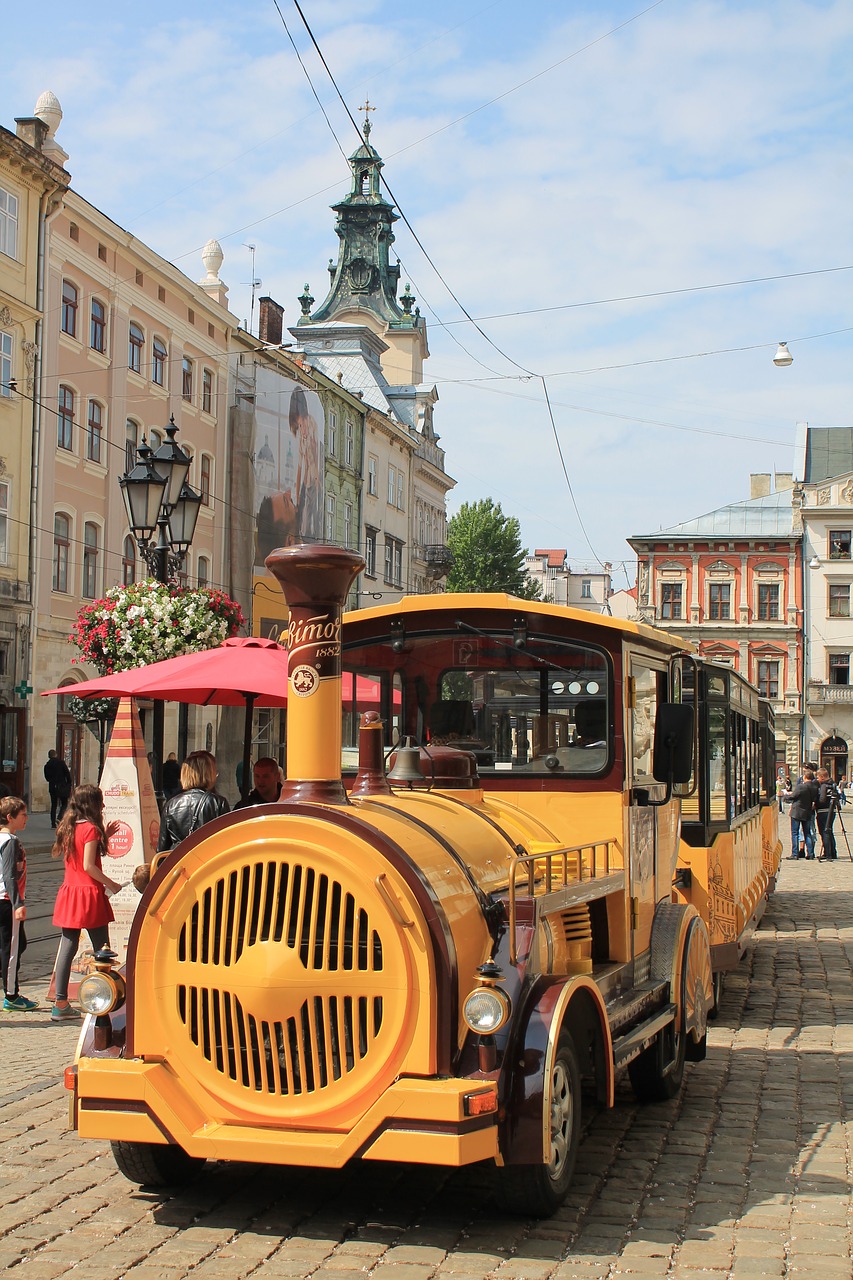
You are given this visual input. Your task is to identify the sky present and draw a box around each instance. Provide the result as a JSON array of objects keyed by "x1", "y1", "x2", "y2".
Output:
[{"x1": 3, "y1": 0, "x2": 851, "y2": 589}]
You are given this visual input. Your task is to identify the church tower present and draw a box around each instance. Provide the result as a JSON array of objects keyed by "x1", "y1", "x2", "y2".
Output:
[{"x1": 296, "y1": 108, "x2": 428, "y2": 386}]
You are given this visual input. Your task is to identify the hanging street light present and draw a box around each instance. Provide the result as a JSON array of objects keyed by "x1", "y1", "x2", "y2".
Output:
[
  {"x1": 118, "y1": 415, "x2": 203, "y2": 804},
  {"x1": 773, "y1": 341, "x2": 793, "y2": 367}
]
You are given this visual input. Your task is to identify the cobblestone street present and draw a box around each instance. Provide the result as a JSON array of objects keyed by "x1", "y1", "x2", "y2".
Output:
[{"x1": 2, "y1": 820, "x2": 851, "y2": 1280}]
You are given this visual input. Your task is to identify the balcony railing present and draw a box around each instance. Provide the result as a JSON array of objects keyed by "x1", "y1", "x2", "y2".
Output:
[
  {"x1": 808, "y1": 682, "x2": 853, "y2": 703},
  {"x1": 421, "y1": 544, "x2": 453, "y2": 579}
]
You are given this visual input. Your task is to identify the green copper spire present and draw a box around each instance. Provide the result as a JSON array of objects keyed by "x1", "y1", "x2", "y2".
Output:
[{"x1": 300, "y1": 116, "x2": 418, "y2": 330}]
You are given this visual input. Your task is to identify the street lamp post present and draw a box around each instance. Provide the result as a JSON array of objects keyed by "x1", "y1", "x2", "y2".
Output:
[{"x1": 119, "y1": 416, "x2": 202, "y2": 805}]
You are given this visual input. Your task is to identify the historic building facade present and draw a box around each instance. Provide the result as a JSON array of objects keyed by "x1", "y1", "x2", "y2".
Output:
[
  {"x1": 290, "y1": 115, "x2": 454, "y2": 603},
  {"x1": 524, "y1": 550, "x2": 613, "y2": 613},
  {"x1": 0, "y1": 98, "x2": 70, "y2": 797},
  {"x1": 629, "y1": 473, "x2": 804, "y2": 766}
]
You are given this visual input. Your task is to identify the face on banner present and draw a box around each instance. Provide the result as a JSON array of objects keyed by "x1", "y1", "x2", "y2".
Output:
[{"x1": 253, "y1": 371, "x2": 325, "y2": 568}]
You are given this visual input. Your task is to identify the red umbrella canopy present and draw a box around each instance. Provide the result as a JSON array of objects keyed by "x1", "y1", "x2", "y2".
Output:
[{"x1": 42, "y1": 637, "x2": 289, "y2": 707}]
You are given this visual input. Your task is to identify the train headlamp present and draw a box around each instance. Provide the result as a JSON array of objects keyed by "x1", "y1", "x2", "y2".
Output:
[
  {"x1": 462, "y1": 986, "x2": 510, "y2": 1034},
  {"x1": 78, "y1": 969, "x2": 126, "y2": 1016}
]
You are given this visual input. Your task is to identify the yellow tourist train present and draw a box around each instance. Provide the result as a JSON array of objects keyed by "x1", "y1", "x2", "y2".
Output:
[{"x1": 65, "y1": 546, "x2": 777, "y2": 1216}]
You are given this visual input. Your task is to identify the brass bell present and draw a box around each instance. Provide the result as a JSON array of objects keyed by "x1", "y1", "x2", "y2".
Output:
[{"x1": 387, "y1": 737, "x2": 424, "y2": 785}]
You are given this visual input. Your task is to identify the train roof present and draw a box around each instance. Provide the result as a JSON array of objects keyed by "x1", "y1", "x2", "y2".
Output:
[{"x1": 344, "y1": 591, "x2": 693, "y2": 654}]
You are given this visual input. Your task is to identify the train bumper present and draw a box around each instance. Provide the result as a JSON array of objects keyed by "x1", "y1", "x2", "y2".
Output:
[{"x1": 68, "y1": 1059, "x2": 500, "y2": 1168}]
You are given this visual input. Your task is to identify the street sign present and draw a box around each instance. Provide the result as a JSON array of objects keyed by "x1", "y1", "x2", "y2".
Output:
[{"x1": 14, "y1": 681, "x2": 33, "y2": 699}]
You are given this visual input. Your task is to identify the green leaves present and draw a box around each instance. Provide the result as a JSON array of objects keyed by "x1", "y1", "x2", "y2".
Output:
[{"x1": 446, "y1": 499, "x2": 541, "y2": 598}]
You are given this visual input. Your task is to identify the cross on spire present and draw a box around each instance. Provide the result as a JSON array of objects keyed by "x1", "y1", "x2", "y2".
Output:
[{"x1": 359, "y1": 97, "x2": 376, "y2": 140}]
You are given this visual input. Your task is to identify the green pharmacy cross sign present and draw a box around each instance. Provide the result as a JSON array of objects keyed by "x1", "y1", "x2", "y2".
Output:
[{"x1": 14, "y1": 681, "x2": 33, "y2": 699}]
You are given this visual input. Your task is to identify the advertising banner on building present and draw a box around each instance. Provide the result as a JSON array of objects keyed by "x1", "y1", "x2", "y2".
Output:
[
  {"x1": 253, "y1": 367, "x2": 325, "y2": 569},
  {"x1": 49, "y1": 698, "x2": 158, "y2": 996}
]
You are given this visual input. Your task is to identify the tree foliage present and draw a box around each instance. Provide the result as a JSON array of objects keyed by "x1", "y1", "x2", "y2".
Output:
[{"x1": 446, "y1": 499, "x2": 541, "y2": 598}]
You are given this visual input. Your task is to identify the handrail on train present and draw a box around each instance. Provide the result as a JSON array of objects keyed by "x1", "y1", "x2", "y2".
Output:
[{"x1": 507, "y1": 839, "x2": 622, "y2": 964}]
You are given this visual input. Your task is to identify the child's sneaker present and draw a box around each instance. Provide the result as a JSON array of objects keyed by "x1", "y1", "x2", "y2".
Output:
[
  {"x1": 51, "y1": 1003, "x2": 81, "y2": 1021},
  {"x1": 3, "y1": 994, "x2": 39, "y2": 1012}
]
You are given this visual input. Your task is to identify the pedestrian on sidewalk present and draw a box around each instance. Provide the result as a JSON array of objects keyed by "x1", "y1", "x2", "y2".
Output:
[
  {"x1": 784, "y1": 768, "x2": 819, "y2": 859},
  {"x1": 51, "y1": 785, "x2": 121, "y2": 1022},
  {"x1": 816, "y1": 768, "x2": 839, "y2": 860},
  {"x1": 43, "y1": 750, "x2": 72, "y2": 827},
  {"x1": 0, "y1": 796, "x2": 38, "y2": 1012}
]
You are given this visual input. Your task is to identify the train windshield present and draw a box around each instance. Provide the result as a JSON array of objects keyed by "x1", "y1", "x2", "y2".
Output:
[{"x1": 342, "y1": 627, "x2": 612, "y2": 776}]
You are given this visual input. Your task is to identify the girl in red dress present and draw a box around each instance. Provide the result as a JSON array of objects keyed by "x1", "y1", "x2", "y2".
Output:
[{"x1": 51, "y1": 785, "x2": 121, "y2": 1022}]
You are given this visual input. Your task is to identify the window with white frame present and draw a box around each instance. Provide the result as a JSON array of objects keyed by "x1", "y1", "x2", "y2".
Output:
[
  {"x1": 829, "y1": 583, "x2": 850, "y2": 618},
  {"x1": 384, "y1": 535, "x2": 403, "y2": 587},
  {"x1": 581, "y1": 579, "x2": 592, "y2": 599},
  {"x1": 182, "y1": 357, "x2": 193, "y2": 401},
  {"x1": 757, "y1": 582, "x2": 780, "y2": 620},
  {"x1": 708, "y1": 582, "x2": 731, "y2": 620},
  {"x1": 128, "y1": 322, "x2": 144, "y2": 373},
  {"x1": 82, "y1": 522, "x2": 100, "y2": 598},
  {"x1": 197, "y1": 556, "x2": 210, "y2": 589},
  {"x1": 325, "y1": 494, "x2": 336, "y2": 541},
  {"x1": 660, "y1": 581, "x2": 682, "y2": 619},
  {"x1": 829, "y1": 653, "x2": 850, "y2": 685},
  {"x1": 327, "y1": 410, "x2": 337, "y2": 458},
  {"x1": 344, "y1": 417, "x2": 354, "y2": 467},
  {"x1": 0, "y1": 330, "x2": 11, "y2": 398},
  {"x1": 0, "y1": 186, "x2": 18, "y2": 259},
  {"x1": 343, "y1": 501, "x2": 353, "y2": 549},
  {"x1": 0, "y1": 481, "x2": 8, "y2": 564},
  {"x1": 387, "y1": 464, "x2": 396, "y2": 505},
  {"x1": 365, "y1": 527, "x2": 377, "y2": 576},
  {"x1": 367, "y1": 455, "x2": 378, "y2": 496},
  {"x1": 829, "y1": 530, "x2": 852, "y2": 560},
  {"x1": 396, "y1": 469, "x2": 404, "y2": 510},
  {"x1": 125, "y1": 419, "x2": 138, "y2": 472}
]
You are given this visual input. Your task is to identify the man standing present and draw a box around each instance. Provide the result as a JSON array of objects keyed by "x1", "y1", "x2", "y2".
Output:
[
  {"x1": 784, "y1": 768, "x2": 819, "y2": 859},
  {"x1": 235, "y1": 758, "x2": 283, "y2": 809},
  {"x1": 815, "y1": 768, "x2": 839, "y2": 860},
  {"x1": 43, "y1": 750, "x2": 72, "y2": 828}
]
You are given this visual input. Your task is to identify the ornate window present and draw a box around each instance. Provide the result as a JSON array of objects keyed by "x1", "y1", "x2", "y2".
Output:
[
  {"x1": 757, "y1": 583, "x2": 779, "y2": 620},
  {"x1": 86, "y1": 400, "x2": 103, "y2": 463},
  {"x1": 58, "y1": 386, "x2": 74, "y2": 450},
  {"x1": 709, "y1": 582, "x2": 731, "y2": 620},
  {"x1": 128, "y1": 322, "x2": 144, "y2": 373},
  {"x1": 660, "y1": 582, "x2": 682, "y2": 619},
  {"x1": 757, "y1": 659, "x2": 779, "y2": 699},
  {"x1": 61, "y1": 280, "x2": 78, "y2": 337},
  {"x1": 53, "y1": 513, "x2": 70, "y2": 592},
  {"x1": 90, "y1": 298, "x2": 106, "y2": 352}
]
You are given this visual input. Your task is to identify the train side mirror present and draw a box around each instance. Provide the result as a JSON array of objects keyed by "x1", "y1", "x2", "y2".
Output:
[{"x1": 653, "y1": 703, "x2": 694, "y2": 786}]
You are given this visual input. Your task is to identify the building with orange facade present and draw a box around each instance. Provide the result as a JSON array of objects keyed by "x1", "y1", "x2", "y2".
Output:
[{"x1": 629, "y1": 473, "x2": 803, "y2": 767}]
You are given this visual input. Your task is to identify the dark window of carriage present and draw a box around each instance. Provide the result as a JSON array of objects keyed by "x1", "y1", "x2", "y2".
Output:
[
  {"x1": 757, "y1": 583, "x2": 779, "y2": 620},
  {"x1": 829, "y1": 530, "x2": 851, "y2": 560},
  {"x1": 709, "y1": 583, "x2": 730, "y2": 620},
  {"x1": 661, "y1": 582, "x2": 682, "y2": 620}
]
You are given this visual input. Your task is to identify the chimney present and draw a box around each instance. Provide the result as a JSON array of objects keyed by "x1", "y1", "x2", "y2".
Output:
[
  {"x1": 750, "y1": 473, "x2": 771, "y2": 499},
  {"x1": 258, "y1": 296, "x2": 284, "y2": 346},
  {"x1": 265, "y1": 544, "x2": 364, "y2": 803},
  {"x1": 775, "y1": 473, "x2": 794, "y2": 492},
  {"x1": 15, "y1": 116, "x2": 49, "y2": 152}
]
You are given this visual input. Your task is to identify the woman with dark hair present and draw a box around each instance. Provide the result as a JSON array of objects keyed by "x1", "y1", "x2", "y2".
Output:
[
  {"x1": 51, "y1": 785, "x2": 121, "y2": 1021},
  {"x1": 157, "y1": 750, "x2": 229, "y2": 853}
]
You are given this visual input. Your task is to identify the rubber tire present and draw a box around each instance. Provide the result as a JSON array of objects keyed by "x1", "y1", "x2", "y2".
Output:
[
  {"x1": 496, "y1": 1034, "x2": 582, "y2": 1217},
  {"x1": 628, "y1": 1015, "x2": 686, "y2": 1103},
  {"x1": 111, "y1": 1140, "x2": 205, "y2": 1188},
  {"x1": 708, "y1": 971, "x2": 724, "y2": 1021}
]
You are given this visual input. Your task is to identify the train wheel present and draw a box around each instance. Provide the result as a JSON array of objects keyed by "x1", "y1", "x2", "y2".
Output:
[
  {"x1": 683, "y1": 918, "x2": 711, "y2": 1061},
  {"x1": 496, "y1": 1034, "x2": 582, "y2": 1217},
  {"x1": 111, "y1": 1140, "x2": 205, "y2": 1188},
  {"x1": 708, "y1": 971, "x2": 724, "y2": 1020}
]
